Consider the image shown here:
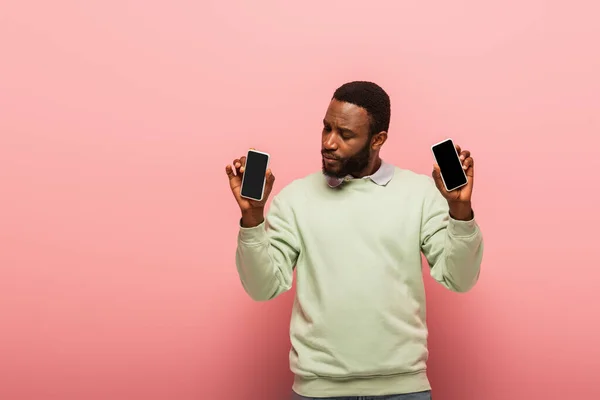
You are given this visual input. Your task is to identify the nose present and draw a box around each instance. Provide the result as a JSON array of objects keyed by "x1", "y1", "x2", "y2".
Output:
[{"x1": 322, "y1": 132, "x2": 338, "y2": 151}]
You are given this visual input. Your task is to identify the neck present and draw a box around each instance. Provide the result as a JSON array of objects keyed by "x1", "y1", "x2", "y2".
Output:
[{"x1": 352, "y1": 156, "x2": 382, "y2": 178}]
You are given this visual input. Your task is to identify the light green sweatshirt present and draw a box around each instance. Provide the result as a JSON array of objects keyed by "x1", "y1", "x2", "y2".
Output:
[{"x1": 235, "y1": 165, "x2": 483, "y2": 397}]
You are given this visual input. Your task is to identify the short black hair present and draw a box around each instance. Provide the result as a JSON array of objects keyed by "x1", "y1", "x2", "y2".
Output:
[{"x1": 332, "y1": 81, "x2": 391, "y2": 137}]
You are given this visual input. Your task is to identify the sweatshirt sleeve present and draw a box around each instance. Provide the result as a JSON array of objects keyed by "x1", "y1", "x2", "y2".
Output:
[
  {"x1": 420, "y1": 179, "x2": 484, "y2": 293},
  {"x1": 235, "y1": 193, "x2": 301, "y2": 301}
]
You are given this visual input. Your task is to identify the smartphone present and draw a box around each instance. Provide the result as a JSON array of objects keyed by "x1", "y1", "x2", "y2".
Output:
[
  {"x1": 240, "y1": 149, "x2": 270, "y2": 201},
  {"x1": 430, "y1": 138, "x2": 468, "y2": 191}
]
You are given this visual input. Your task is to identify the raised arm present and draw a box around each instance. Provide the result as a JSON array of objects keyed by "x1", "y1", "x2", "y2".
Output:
[
  {"x1": 421, "y1": 144, "x2": 484, "y2": 292},
  {"x1": 226, "y1": 153, "x2": 300, "y2": 301}
]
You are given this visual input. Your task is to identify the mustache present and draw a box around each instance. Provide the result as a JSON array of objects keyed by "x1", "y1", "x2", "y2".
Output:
[{"x1": 321, "y1": 151, "x2": 341, "y2": 160}]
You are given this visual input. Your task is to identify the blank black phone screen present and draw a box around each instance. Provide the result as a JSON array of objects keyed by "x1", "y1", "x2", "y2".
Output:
[
  {"x1": 241, "y1": 151, "x2": 269, "y2": 200},
  {"x1": 432, "y1": 139, "x2": 467, "y2": 191}
]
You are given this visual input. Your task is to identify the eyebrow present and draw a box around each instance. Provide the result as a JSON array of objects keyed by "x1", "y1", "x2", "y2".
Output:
[{"x1": 323, "y1": 119, "x2": 356, "y2": 135}]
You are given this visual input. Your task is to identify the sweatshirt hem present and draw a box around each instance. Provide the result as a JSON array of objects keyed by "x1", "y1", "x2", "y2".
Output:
[{"x1": 292, "y1": 370, "x2": 431, "y2": 397}]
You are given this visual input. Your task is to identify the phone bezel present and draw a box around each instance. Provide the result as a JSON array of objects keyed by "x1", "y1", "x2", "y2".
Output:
[
  {"x1": 240, "y1": 149, "x2": 270, "y2": 201},
  {"x1": 430, "y1": 138, "x2": 468, "y2": 192}
]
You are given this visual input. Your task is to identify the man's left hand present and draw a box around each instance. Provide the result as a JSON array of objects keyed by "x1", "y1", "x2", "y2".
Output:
[{"x1": 432, "y1": 144, "x2": 474, "y2": 220}]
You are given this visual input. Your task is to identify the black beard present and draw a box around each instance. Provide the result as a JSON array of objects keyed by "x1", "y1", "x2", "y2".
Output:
[{"x1": 322, "y1": 140, "x2": 371, "y2": 179}]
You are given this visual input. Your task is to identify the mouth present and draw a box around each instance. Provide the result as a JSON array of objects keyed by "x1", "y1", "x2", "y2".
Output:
[
  {"x1": 322, "y1": 155, "x2": 339, "y2": 163},
  {"x1": 322, "y1": 153, "x2": 339, "y2": 161}
]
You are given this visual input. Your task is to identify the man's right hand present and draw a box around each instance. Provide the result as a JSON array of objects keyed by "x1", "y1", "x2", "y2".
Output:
[{"x1": 225, "y1": 153, "x2": 275, "y2": 227}]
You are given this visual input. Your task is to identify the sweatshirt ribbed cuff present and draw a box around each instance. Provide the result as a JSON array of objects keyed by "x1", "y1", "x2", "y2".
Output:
[
  {"x1": 448, "y1": 215, "x2": 478, "y2": 237},
  {"x1": 238, "y1": 219, "x2": 268, "y2": 245}
]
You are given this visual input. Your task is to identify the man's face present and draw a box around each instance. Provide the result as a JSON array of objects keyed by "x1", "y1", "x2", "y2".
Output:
[{"x1": 321, "y1": 99, "x2": 373, "y2": 178}]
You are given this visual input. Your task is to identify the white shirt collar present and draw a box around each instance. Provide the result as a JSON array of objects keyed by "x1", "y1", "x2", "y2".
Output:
[{"x1": 325, "y1": 160, "x2": 395, "y2": 188}]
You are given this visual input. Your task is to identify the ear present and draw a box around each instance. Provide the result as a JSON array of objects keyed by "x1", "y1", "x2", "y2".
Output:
[{"x1": 371, "y1": 131, "x2": 388, "y2": 150}]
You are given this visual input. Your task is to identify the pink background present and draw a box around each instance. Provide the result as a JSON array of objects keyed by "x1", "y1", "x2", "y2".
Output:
[{"x1": 1, "y1": 1, "x2": 599, "y2": 399}]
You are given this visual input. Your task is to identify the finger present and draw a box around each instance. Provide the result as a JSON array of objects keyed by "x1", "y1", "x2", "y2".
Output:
[
  {"x1": 462, "y1": 156, "x2": 473, "y2": 169},
  {"x1": 464, "y1": 157, "x2": 474, "y2": 177},
  {"x1": 266, "y1": 169, "x2": 275, "y2": 184},
  {"x1": 225, "y1": 164, "x2": 236, "y2": 180},
  {"x1": 261, "y1": 169, "x2": 275, "y2": 198},
  {"x1": 264, "y1": 169, "x2": 275, "y2": 191},
  {"x1": 226, "y1": 165, "x2": 241, "y2": 193},
  {"x1": 240, "y1": 156, "x2": 247, "y2": 174},
  {"x1": 459, "y1": 150, "x2": 470, "y2": 162},
  {"x1": 455, "y1": 144, "x2": 462, "y2": 155},
  {"x1": 431, "y1": 163, "x2": 446, "y2": 193},
  {"x1": 232, "y1": 158, "x2": 241, "y2": 175}
]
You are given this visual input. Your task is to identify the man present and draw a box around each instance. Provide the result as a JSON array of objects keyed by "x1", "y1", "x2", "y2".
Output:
[{"x1": 225, "y1": 81, "x2": 483, "y2": 399}]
